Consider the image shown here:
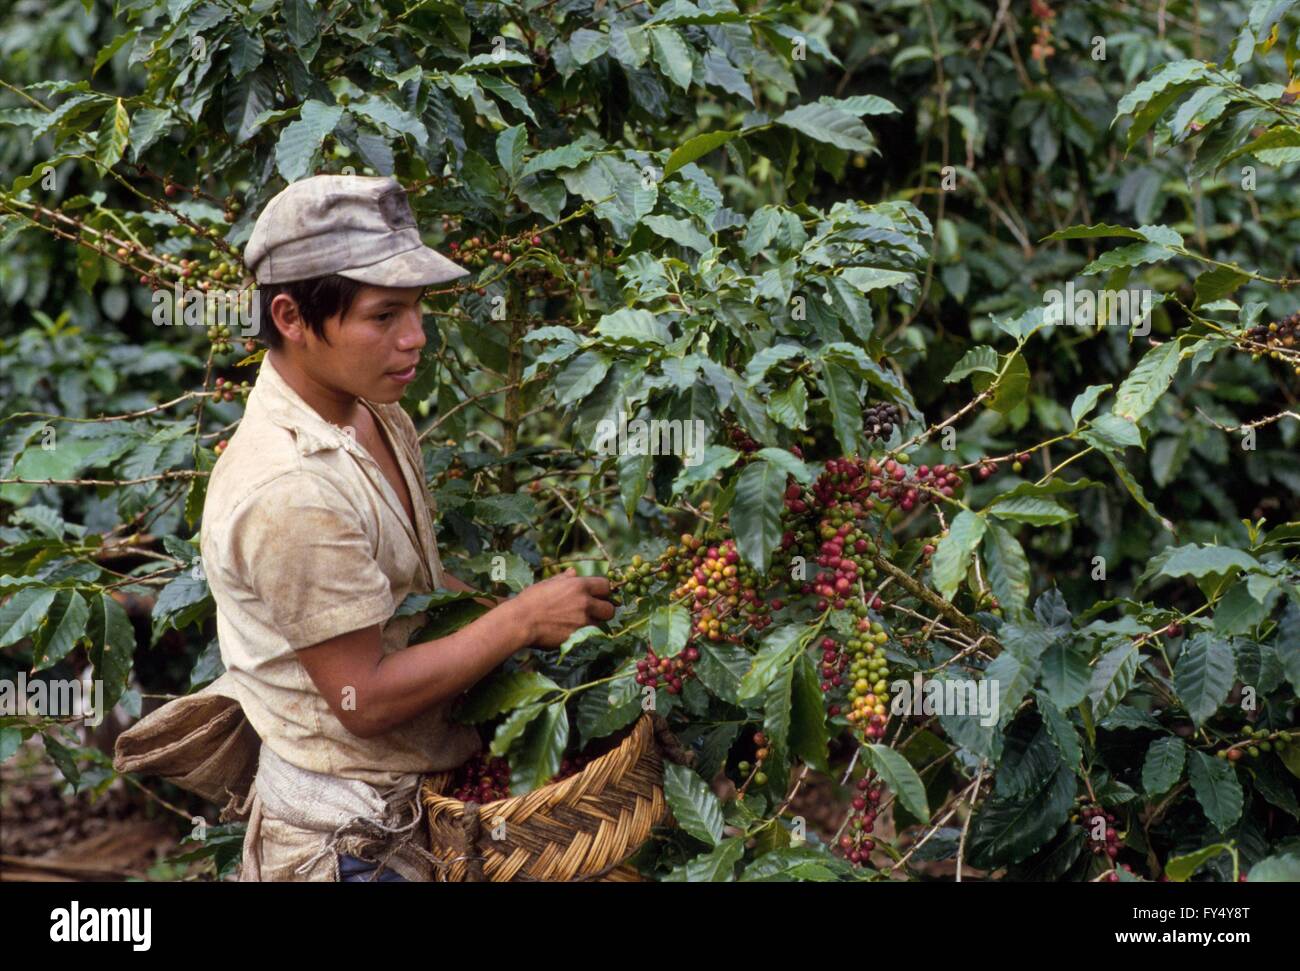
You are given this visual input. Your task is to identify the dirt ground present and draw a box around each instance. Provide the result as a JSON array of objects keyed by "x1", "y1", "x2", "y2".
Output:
[{"x1": 0, "y1": 735, "x2": 194, "y2": 881}]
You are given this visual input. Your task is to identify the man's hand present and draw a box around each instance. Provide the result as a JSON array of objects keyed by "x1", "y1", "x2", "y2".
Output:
[{"x1": 510, "y1": 568, "x2": 615, "y2": 649}]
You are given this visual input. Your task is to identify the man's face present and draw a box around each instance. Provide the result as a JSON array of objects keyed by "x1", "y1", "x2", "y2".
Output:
[{"x1": 297, "y1": 284, "x2": 427, "y2": 405}]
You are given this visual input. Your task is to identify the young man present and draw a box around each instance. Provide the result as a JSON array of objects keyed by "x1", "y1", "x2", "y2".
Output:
[{"x1": 198, "y1": 175, "x2": 614, "y2": 881}]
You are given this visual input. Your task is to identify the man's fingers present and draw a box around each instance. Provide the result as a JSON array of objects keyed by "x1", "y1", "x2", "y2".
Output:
[
  {"x1": 583, "y1": 576, "x2": 612, "y2": 598},
  {"x1": 586, "y1": 597, "x2": 616, "y2": 622}
]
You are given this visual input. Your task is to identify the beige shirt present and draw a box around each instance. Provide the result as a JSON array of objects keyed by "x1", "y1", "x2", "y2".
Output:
[{"x1": 199, "y1": 355, "x2": 481, "y2": 793}]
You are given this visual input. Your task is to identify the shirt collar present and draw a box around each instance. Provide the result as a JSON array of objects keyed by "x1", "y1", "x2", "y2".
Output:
[{"x1": 249, "y1": 354, "x2": 377, "y2": 459}]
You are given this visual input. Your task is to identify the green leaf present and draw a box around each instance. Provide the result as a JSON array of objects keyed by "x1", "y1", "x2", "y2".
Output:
[
  {"x1": 1087, "y1": 643, "x2": 1140, "y2": 722},
  {"x1": 662, "y1": 837, "x2": 744, "y2": 881},
  {"x1": 694, "y1": 640, "x2": 750, "y2": 705},
  {"x1": 1141, "y1": 736, "x2": 1186, "y2": 795},
  {"x1": 1070, "y1": 384, "x2": 1112, "y2": 427},
  {"x1": 1193, "y1": 266, "x2": 1250, "y2": 308},
  {"x1": 43, "y1": 733, "x2": 81, "y2": 790},
  {"x1": 458, "y1": 671, "x2": 560, "y2": 723},
  {"x1": 282, "y1": 0, "x2": 319, "y2": 50},
  {"x1": 554, "y1": 351, "x2": 612, "y2": 406},
  {"x1": 944, "y1": 345, "x2": 999, "y2": 383},
  {"x1": 789, "y1": 653, "x2": 829, "y2": 772},
  {"x1": 664, "y1": 129, "x2": 740, "y2": 178},
  {"x1": 32, "y1": 590, "x2": 89, "y2": 670},
  {"x1": 649, "y1": 605, "x2": 690, "y2": 657},
  {"x1": 490, "y1": 703, "x2": 545, "y2": 757},
  {"x1": 1187, "y1": 750, "x2": 1243, "y2": 832},
  {"x1": 128, "y1": 107, "x2": 174, "y2": 161},
  {"x1": 863, "y1": 744, "x2": 930, "y2": 823},
  {"x1": 1082, "y1": 413, "x2": 1143, "y2": 451},
  {"x1": 1037, "y1": 692, "x2": 1083, "y2": 769},
  {"x1": 1165, "y1": 843, "x2": 1232, "y2": 881},
  {"x1": 987, "y1": 496, "x2": 1075, "y2": 526},
  {"x1": 1248, "y1": 854, "x2": 1300, "y2": 882},
  {"x1": 511, "y1": 701, "x2": 569, "y2": 794},
  {"x1": 568, "y1": 28, "x2": 610, "y2": 65},
  {"x1": 649, "y1": 27, "x2": 694, "y2": 91},
  {"x1": 776, "y1": 102, "x2": 874, "y2": 152},
  {"x1": 731, "y1": 459, "x2": 784, "y2": 573},
  {"x1": 1113, "y1": 340, "x2": 1180, "y2": 422},
  {"x1": 816, "y1": 359, "x2": 863, "y2": 457},
  {"x1": 594, "y1": 307, "x2": 671, "y2": 346},
  {"x1": 967, "y1": 764, "x2": 1075, "y2": 868},
  {"x1": 0, "y1": 587, "x2": 58, "y2": 648},
  {"x1": 274, "y1": 100, "x2": 345, "y2": 183},
  {"x1": 0, "y1": 727, "x2": 22, "y2": 762},
  {"x1": 663, "y1": 762, "x2": 724, "y2": 846},
  {"x1": 931, "y1": 511, "x2": 986, "y2": 600},
  {"x1": 982, "y1": 522, "x2": 1032, "y2": 621},
  {"x1": 85, "y1": 592, "x2": 136, "y2": 710},
  {"x1": 1040, "y1": 644, "x2": 1091, "y2": 709},
  {"x1": 739, "y1": 624, "x2": 804, "y2": 701},
  {"x1": 94, "y1": 99, "x2": 130, "y2": 168},
  {"x1": 1174, "y1": 634, "x2": 1235, "y2": 727},
  {"x1": 1159, "y1": 545, "x2": 1259, "y2": 582}
]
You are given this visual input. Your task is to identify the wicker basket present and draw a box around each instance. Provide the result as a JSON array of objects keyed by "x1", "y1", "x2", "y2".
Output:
[{"x1": 422, "y1": 714, "x2": 678, "y2": 882}]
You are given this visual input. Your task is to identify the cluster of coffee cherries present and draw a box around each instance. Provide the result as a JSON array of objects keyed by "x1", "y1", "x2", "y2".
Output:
[
  {"x1": 836, "y1": 772, "x2": 883, "y2": 866},
  {"x1": 1217, "y1": 726, "x2": 1292, "y2": 762},
  {"x1": 205, "y1": 323, "x2": 236, "y2": 354},
  {"x1": 793, "y1": 506, "x2": 880, "y2": 611},
  {"x1": 447, "y1": 231, "x2": 546, "y2": 270},
  {"x1": 1030, "y1": 0, "x2": 1057, "y2": 61},
  {"x1": 635, "y1": 644, "x2": 700, "y2": 694},
  {"x1": 726, "y1": 422, "x2": 760, "y2": 454},
  {"x1": 974, "y1": 453, "x2": 1031, "y2": 480},
  {"x1": 668, "y1": 534, "x2": 776, "y2": 638},
  {"x1": 863, "y1": 401, "x2": 903, "y2": 441},
  {"x1": 211, "y1": 376, "x2": 249, "y2": 403},
  {"x1": 736, "y1": 731, "x2": 770, "y2": 787},
  {"x1": 1242, "y1": 311, "x2": 1300, "y2": 376},
  {"x1": 609, "y1": 554, "x2": 658, "y2": 599},
  {"x1": 808, "y1": 456, "x2": 964, "y2": 515},
  {"x1": 450, "y1": 752, "x2": 513, "y2": 803},
  {"x1": 1073, "y1": 802, "x2": 1122, "y2": 863},
  {"x1": 843, "y1": 618, "x2": 893, "y2": 740}
]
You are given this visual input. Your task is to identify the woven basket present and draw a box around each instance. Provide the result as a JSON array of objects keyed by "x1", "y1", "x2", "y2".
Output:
[{"x1": 422, "y1": 714, "x2": 680, "y2": 882}]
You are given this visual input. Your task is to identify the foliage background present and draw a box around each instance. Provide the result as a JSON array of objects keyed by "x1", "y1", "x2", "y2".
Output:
[{"x1": 1, "y1": 0, "x2": 1298, "y2": 882}]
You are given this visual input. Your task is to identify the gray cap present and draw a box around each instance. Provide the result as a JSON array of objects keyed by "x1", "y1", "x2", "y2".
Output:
[{"x1": 244, "y1": 175, "x2": 468, "y2": 287}]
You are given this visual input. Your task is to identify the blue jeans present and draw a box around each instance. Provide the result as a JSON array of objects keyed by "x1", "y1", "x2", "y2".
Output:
[{"x1": 339, "y1": 854, "x2": 409, "y2": 882}]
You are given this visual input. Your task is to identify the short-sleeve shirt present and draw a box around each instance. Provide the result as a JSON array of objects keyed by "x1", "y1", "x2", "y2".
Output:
[{"x1": 199, "y1": 355, "x2": 481, "y2": 788}]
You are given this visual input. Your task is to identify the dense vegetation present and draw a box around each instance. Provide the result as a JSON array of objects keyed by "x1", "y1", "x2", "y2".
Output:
[{"x1": 2, "y1": 0, "x2": 1298, "y2": 882}]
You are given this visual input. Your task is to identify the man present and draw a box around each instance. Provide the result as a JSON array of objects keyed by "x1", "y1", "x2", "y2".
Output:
[{"x1": 198, "y1": 175, "x2": 614, "y2": 881}]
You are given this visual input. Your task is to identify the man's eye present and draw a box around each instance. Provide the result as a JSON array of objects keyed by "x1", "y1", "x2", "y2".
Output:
[{"x1": 376, "y1": 312, "x2": 394, "y2": 322}]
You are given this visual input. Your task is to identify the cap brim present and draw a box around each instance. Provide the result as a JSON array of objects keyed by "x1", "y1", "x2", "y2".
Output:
[{"x1": 336, "y1": 245, "x2": 469, "y2": 287}]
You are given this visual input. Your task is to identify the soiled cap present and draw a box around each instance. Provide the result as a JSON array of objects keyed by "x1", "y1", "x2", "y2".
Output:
[{"x1": 244, "y1": 175, "x2": 468, "y2": 287}]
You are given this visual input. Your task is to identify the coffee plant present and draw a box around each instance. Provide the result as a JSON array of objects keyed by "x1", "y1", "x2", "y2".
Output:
[{"x1": 2, "y1": 0, "x2": 1299, "y2": 882}]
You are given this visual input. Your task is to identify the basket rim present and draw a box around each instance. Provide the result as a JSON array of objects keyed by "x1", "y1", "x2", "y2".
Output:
[{"x1": 421, "y1": 711, "x2": 656, "y2": 815}]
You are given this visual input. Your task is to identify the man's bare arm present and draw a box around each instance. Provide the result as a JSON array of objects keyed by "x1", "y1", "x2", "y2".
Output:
[
  {"x1": 296, "y1": 569, "x2": 613, "y2": 738},
  {"x1": 438, "y1": 570, "x2": 502, "y2": 608}
]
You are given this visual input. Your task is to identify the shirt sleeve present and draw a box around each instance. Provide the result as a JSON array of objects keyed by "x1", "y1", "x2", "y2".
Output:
[{"x1": 231, "y1": 471, "x2": 395, "y2": 649}]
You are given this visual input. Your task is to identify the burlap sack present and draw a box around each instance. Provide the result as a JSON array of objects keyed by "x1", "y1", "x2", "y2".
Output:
[{"x1": 112, "y1": 672, "x2": 260, "y2": 818}]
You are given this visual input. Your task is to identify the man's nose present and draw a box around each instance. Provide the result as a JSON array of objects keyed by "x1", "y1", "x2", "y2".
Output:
[{"x1": 398, "y1": 307, "x2": 427, "y2": 350}]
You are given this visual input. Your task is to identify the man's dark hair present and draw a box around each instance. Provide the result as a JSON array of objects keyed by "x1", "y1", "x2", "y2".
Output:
[{"x1": 257, "y1": 274, "x2": 366, "y2": 349}]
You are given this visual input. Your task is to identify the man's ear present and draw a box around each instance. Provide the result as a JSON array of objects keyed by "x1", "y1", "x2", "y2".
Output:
[{"x1": 269, "y1": 292, "x2": 303, "y2": 345}]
